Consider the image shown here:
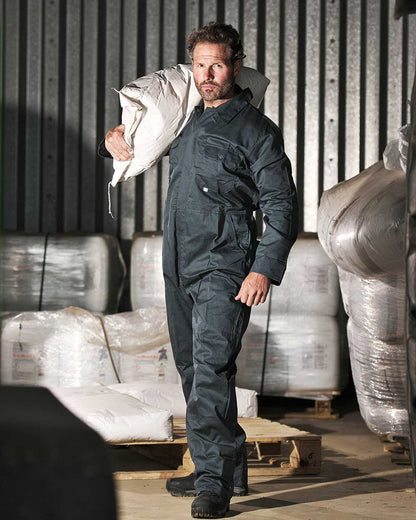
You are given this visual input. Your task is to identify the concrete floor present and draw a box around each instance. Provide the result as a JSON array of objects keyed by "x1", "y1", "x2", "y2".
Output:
[{"x1": 114, "y1": 408, "x2": 415, "y2": 520}]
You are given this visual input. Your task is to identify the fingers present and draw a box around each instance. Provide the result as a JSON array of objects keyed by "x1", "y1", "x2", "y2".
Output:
[
  {"x1": 105, "y1": 124, "x2": 134, "y2": 161},
  {"x1": 234, "y1": 272, "x2": 271, "y2": 307}
]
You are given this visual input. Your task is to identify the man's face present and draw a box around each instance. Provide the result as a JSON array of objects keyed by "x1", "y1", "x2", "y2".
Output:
[{"x1": 192, "y1": 42, "x2": 241, "y2": 108}]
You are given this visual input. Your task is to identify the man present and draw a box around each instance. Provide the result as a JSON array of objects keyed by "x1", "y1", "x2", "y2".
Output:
[{"x1": 104, "y1": 22, "x2": 297, "y2": 519}]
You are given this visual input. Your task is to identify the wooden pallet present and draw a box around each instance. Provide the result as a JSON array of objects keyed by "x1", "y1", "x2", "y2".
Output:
[
  {"x1": 381, "y1": 436, "x2": 411, "y2": 465},
  {"x1": 111, "y1": 417, "x2": 321, "y2": 480},
  {"x1": 261, "y1": 396, "x2": 340, "y2": 420}
]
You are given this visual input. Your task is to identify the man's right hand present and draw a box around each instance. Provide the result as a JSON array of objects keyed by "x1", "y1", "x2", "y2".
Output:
[{"x1": 105, "y1": 124, "x2": 134, "y2": 161}]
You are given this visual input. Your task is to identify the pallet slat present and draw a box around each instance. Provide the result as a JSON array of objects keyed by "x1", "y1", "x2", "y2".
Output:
[{"x1": 111, "y1": 417, "x2": 321, "y2": 480}]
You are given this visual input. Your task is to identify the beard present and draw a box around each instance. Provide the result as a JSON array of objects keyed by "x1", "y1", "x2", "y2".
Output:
[{"x1": 195, "y1": 77, "x2": 235, "y2": 102}]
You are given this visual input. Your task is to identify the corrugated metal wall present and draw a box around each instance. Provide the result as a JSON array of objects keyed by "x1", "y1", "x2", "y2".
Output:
[{"x1": 1, "y1": 0, "x2": 415, "y2": 238}]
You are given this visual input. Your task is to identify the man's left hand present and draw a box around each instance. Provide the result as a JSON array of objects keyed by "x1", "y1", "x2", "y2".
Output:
[{"x1": 235, "y1": 272, "x2": 271, "y2": 307}]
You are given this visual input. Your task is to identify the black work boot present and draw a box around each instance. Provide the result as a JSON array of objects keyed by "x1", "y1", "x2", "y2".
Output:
[
  {"x1": 191, "y1": 492, "x2": 230, "y2": 519},
  {"x1": 166, "y1": 473, "x2": 248, "y2": 497},
  {"x1": 166, "y1": 473, "x2": 196, "y2": 497}
]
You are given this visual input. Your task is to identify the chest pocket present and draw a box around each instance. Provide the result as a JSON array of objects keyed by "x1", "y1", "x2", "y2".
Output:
[{"x1": 195, "y1": 137, "x2": 247, "y2": 194}]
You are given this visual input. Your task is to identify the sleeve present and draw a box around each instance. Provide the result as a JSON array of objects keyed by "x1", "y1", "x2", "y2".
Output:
[
  {"x1": 249, "y1": 124, "x2": 298, "y2": 285},
  {"x1": 97, "y1": 138, "x2": 113, "y2": 159}
]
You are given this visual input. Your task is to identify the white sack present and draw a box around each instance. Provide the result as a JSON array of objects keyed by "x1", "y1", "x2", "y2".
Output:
[
  {"x1": 50, "y1": 385, "x2": 173, "y2": 442},
  {"x1": 108, "y1": 383, "x2": 258, "y2": 419},
  {"x1": 111, "y1": 64, "x2": 270, "y2": 186}
]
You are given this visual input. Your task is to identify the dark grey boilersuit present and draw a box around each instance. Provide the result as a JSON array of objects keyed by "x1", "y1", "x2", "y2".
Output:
[{"x1": 162, "y1": 87, "x2": 298, "y2": 499}]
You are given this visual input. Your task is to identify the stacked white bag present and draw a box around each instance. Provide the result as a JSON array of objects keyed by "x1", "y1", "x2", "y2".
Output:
[
  {"x1": 236, "y1": 236, "x2": 347, "y2": 398},
  {"x1": 317, "y1": 160, "x2": 408, "y2": 438}
]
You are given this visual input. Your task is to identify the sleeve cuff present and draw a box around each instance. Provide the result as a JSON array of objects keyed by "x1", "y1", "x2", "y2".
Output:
[
  {"x1": 250, "y1": 256, "x2": 287, "y2": 286},
  {"x1": 97, "y1": 139, "x2": 112, "y2": 159}
]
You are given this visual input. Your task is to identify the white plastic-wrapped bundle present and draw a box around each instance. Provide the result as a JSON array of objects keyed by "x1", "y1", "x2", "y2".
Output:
[
  {"x1": 0, "y1": 307, "x2": 169, "y2": 387},
  {"x1": 130, "y1": 232, "x2": 165, "y2": 310},
  {"x1": 129, "y1": 233, "x2": 345, "y2": 397},
  {"x1": 236, "y1": 304, "x2": 269, "y2": 392},
  {"x1": 318, "y1": 161, "x2": 408, "y2": 438},
  {"x1": 317, "y1": 162, "x2": 406, "y2": 277},
  {"x1": 117, "y1": 342, "x2": 179, "y2": 384},
  {"x1": 271, "y1": 237, "x2": 339, "y2": 316},
  {"x1": 130, "y1": 234, "x2": 340, "y2": 316},
  {"x1": 336, "y1": 268, "x2": 408, "y2": 437},
  {"x1": 347, "y1": 320, "x2": 408, "y2": 437},
  {"x1": 0, "y1": 233, "x2": 126, "y2": 313},
  {"x1": 236, "y1": 237, "x2": 344, "y2": 398},
  {"x1": 338, "y1": 269, "x2": 406, "y2": 343},
  {"x1": 237, "y1": 315, "x2": 345, "y2": 396}
]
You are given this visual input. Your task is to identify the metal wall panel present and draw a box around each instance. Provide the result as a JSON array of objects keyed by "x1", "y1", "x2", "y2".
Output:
[{"x1": 1, "y1": 0, "x2": 415, "y2": 236}]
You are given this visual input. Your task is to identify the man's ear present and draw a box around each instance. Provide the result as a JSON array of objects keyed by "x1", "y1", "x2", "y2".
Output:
[{"x1": 233, "y1": 59, "x2": 242, "y2": 78}]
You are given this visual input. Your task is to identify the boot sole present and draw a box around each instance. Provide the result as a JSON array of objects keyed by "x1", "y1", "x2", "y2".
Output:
[
  {"x1": 191, "y1": 505, "x2": 230, "y2": 518},
  {"x1": 168, "y1": 488, "x2": 247, "y2": 498},
  {"x1": 168, "y1": 489, "x2": 197, "y2": 497}
]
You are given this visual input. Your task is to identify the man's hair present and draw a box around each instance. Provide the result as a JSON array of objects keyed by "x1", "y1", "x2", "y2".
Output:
[{"x1": 187, "y1": 22, "x2": 245, "y2": 62}]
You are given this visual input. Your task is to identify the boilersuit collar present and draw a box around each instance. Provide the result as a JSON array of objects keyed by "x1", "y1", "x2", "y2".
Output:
[{"x1": 194, "y1": 86, "x2": 253, "y2": 122}]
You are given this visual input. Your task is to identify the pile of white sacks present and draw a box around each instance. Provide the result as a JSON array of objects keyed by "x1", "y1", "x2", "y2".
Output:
[
  {"x1": 318, "y1": 155, "x2": 408, "y2": 438},
  {"x1": 0, "y1": 307, "x2": 258, "y2": 443}
]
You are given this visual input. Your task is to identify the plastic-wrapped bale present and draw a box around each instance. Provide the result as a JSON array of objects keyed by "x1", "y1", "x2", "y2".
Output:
[
  {"x1": 130, "y1": 232, "x2": 165, "y2": 310},
  {"x1": 0, "y1": 232, "x2": 126, "y2": 313},
  {"x1": 317, "y1": 162, "x2": 406, "y2": 277},
  {"x1": 0, "y1": 307, "x2": 170, "y2": 387},
  {"x1": 347, "y1": 320, "x2": 408, "y2": 438},
  {"x1": 337, "y1": 268, "x2": 408, "y2": 438},
  {"x1": 117, "y1": 342, "x2": 179, "y2": 384},
  {"x1": 236, "y1": 236, "x2": 346, "y2": 398},
  {"x1": 271, "y1": 237, "x2": 340, "y2": 316},
  {"x1": 317, "y1": 161, "x2": 408, "y2": 438},
  {"x1": 236, "y1": 303, "x2": 269, "y2": 393},
  {"x1": 237, "y1": 314, "x2": 345, "y2": 397},
  {"x1": 338, "y1": 269, "x2": 406, "y2": 343},
  {"x1": 130, "y1": 233, "x2": 345, "y2": 397}
]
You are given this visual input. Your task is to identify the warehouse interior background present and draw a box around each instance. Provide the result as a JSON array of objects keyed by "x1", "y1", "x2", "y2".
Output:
[
  {"x1": 1, "y1": 1, "x2": 416, "y2": 518},
  {"x1": 1, "y1": 0, "x2": 415, "y2": 239}
]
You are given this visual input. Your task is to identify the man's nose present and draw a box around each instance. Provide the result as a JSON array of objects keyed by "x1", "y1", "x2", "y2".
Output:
[{"x1": 204, "y1": 66, "x2": 214, "y2": 80}]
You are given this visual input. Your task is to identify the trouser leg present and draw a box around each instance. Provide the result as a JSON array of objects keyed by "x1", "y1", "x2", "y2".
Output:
[
  {"x1": 185, "y1": 271, "x2": 251, "y2": 500},
  {"x1": 164, "y1": 274, "x2": 194, "y2": 400}
]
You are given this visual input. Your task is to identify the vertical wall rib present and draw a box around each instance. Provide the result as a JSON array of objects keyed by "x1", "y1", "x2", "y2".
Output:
[{"x1": 1, "y1": 0, "x2": 415, "y2": 235}]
